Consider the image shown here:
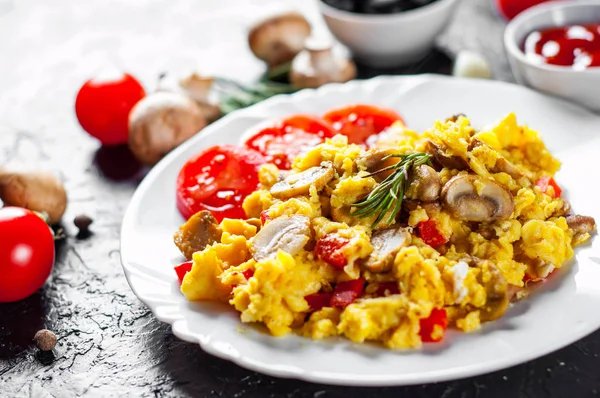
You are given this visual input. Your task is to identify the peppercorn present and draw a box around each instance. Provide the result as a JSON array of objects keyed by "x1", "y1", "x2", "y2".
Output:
[
  {"x1": 33, "y1": 329, "x2": 57, "y2": 351},
  {"x1": 74, "y1": 214, "x2": 93, "y2": 234}
]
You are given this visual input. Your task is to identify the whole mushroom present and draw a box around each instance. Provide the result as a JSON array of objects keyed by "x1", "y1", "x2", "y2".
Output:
[
  {"x1": 248, "y1": 12, "x2": 312, "y2": 68},
  {"x1": 128, "y1": 91, "x2": 207, "y2": 166},
  {"x1": 0, "y1": 170, "x2": 67, "y2": 224},
  {"x1": 290, "y1": 38, "x2": 357, "y2": 89}
]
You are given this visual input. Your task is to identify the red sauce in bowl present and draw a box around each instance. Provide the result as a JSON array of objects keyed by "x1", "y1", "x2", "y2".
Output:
[{"x1": 523, "y1": 24, "x2": 600, "y2": 69}]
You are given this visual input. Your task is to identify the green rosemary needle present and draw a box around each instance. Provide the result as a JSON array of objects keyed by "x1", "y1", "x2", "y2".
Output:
[{"x1": 351, "y1": 152, "x2": 432, "y2": 227}]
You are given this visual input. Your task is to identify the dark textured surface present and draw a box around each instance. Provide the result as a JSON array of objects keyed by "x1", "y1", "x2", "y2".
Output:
[{"x1": 0, "y1": 0, "x2": 599, "y2": 397}]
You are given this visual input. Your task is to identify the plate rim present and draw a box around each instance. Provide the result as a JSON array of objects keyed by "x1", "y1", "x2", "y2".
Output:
[{"x1": 120, "y1": 74, "x2": 600, "y2": 386}]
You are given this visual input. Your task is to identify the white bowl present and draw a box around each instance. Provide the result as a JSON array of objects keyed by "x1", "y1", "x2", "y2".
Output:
[
  {"x1": 317, "y1": 0, "x2": 460, "y2": 68},
  {"x1": 504, "y1": 0, "x2": 600, "y2": 113}
]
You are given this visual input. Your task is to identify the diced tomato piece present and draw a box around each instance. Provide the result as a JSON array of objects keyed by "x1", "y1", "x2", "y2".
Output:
[
  {"x1": 417, "y1": 220, "x2": 449, "y2": 247},
  {"x1": 375, "y1": 282, "x2": 400, "y2": 297},
  {"x1": 241, "y1": 269, "x2": 254, "y2": 280},
  {"x1": 419, "y1": 308, "x2": 448, "y2": 343},
  {"x1": 304, "y1": 292, "x2": 334, "y2": 312},
  {"x1": 331, "y1": 279, "x2": 364, "y2": 309},
  {"x1": 315, "y1": 234, "x2": 350, "y2": 269},
  {"x1": 260, "y1": 210, "x2": 272, "y2": 225},
  {"x1": 174, "y1": 261, "x2": 193, "y2": 284},
  {"x1": 535, "y1": 176, "x2": 562, "y2": 198}
]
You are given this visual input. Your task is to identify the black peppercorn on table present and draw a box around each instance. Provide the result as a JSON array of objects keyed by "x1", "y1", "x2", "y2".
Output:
[{"x1": 1, "y1": 0, "x2": 599, "y2": 396}]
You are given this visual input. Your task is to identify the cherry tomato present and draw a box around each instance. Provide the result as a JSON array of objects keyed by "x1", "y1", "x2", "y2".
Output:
[
  {"x1": 176, "y1": 145, "x2": 266, "y2": 222},
  {"x1": 314, "y1": 234, "x2": 350, "y2": 269},
  {"x1": 75, "y1": 71, "x2": 145, "y2": 145},
  {"x1": 244, "y1": 115, "x2": 336, "y2": 170},
  {"x1": 535, "y1": 176, "x2": 562, "y2": 198},
  {"x1": 322, "y1": 104, "x2": 404, "y2": 146},
  {"x1": 419, "y1": 308, "x2": 448, "y2": 343},
  {"x1": 0, "y1": 207, "x2": 55, "y2": 302},
  {"x1": 494, "y1": 0, "x2": 552, "y2": 21}
]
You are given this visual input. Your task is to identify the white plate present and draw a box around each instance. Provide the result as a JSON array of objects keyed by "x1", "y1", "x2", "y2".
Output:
[{"x1": 120, "y1": 75, "x2": 600, "y2": 387}]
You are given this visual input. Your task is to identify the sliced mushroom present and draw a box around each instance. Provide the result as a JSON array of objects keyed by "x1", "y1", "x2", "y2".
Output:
[
  {"x1": 405, "y1": 164, "x2": 441, "y2": 202},
  {"x1": 356, "y1": 148, "x2": 397, "y2": 173},
  {"x1": 424, "y1": 140, "x2": 469, "y2": 171},
  {"x1": 441, "y1": 174, "x2": 514, "y2": 222},
  {"x1": 250, "y1": 215, "x2": 311, "y2": 261},
  {"x1": 363, "y1": 226, "x2": 411, "y2": 273},
  {"x1": 566, "y1": 214, "x2": 596, "y2": 236},
  {"x1": 270, "y1": 162, "x2": 334, "y2": 199},
  {"x1": 173, "y1": 210, "x2": 222, "y2": 260},
  {"x1": 553, "y1": 200, "x2": 571, "y2": 217}
]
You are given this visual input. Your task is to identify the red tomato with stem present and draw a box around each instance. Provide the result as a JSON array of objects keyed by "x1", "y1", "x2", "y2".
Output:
[
  {"x1": 176, "y1": 145, "x2": 266, "y2": 222},
  {"x1": 494, "y1": 0, "x2": 552, "y2": 21},
  {"x1": 0, "y1": 207, "x2": 55, "y2": 302},
  {"x1": 322, "y1": 104, "x2": 404, "y2": 146},
  {"x1": 244, "y1": 115, "x2": 335, "y2": 170},
  {"x1": 75, "y1": 70, "x2": 145, "y2": 145}
]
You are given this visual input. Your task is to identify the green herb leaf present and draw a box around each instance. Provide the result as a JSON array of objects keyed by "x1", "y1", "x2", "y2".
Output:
[{"x1": 350, "y1": 152, "x2": 431, "y2": 227}]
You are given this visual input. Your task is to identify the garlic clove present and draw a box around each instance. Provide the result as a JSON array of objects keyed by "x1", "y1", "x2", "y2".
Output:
[
  {"x1": 179, "y1": 73, "x2": 221, "y2": 123},
  {"x1": 290, "y1": 37, "x2": 357, "y2": 89},
  {"x1": 452, "y1": 50, "x2": 493, "y2": 79}
]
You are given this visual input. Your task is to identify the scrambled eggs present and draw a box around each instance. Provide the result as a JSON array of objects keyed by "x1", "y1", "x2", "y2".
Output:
[{"x1": 174, "y1": 113, "x2": 595, "y2": 349}]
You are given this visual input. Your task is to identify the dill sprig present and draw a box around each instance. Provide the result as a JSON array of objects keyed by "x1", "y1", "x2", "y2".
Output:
[{"x1": 351, "y1": 152, "x2": 432, "y2": 227}]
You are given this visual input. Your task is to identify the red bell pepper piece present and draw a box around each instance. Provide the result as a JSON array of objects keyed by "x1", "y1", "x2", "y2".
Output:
[
  {"x1": 315, "y1": 234, "x2": 350, "y2": 269},
  {"x1": 417, "y1": 220, "x2": 448, "y2": 247},
  {"x1": 242, "y1": 269, "x2": 254, "y2": 280},
  {"x1": 419, "y1": 308, "x2": 448, "y2": 343},
  {"x1": 174, "y1": 261, "x2": 193, "y2": 284},
  {"x1": 304, "y1": 292, "x2": 334, "y2": 312},
  {"x1": 375, "y1": 282, "x2": 400, "y2": 297},
  {"x1": 331, "y1": 279, "x2": 364, "y2": 309},
  {"x1": 535, "y1": 176, "x2": 562, "y2": 198}
]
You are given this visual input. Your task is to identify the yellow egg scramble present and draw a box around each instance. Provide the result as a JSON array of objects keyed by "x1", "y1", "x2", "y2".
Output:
[{"x1": 178, "y1": 113, "x2": 594, "y2": 349}]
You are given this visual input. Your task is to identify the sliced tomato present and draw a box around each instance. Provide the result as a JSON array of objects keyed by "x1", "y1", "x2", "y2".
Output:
[
  {"x1": 315, "y1": 234, "x2": 350, "y2": 269},
  {"x1": 176, "y1": 145, "x2": 266, "y2": 222},
  {"x1": 417, "y1": 220, "x2": 449, "y2": 247},
  {"x1": 244, "y1": 115, "x2": 335, "y2": 170},
  {"x1": 174, "y1": 261, "x2": 193, "y2": 284},
  {"x1": 331, "y1": 279, "x2": 364, "y2": 309},
  {"x1": 419, "y1": 308, "x2": 448, "y2": 343},
  {"x1": 304, "y1": 292, "x2": 334, "y2": 312},
  {"x1": 322, "y1": 104, "x2": 404, "y2": 146},
  {"x1": 535, "y1": 176, "x2": 562, "y2": 198}
]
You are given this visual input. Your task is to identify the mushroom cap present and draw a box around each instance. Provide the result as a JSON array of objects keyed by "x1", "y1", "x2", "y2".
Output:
[
  {"x1": 270, "y1": 162, "x2": 335, "y2": 199},
  {"x1": 406, "y1": 164, "x2": 441, "y2": 202},
  {"x1": 248, "y1": 12, "x2": 311, "y2": 67},
  {"x1": 128, "y1": 91, "x2": 207, "y2": 166},
  {"x1": 250, "y1": 215, "x2": 311, "y2": 261},
  {"x1": 289, "y1": 41, "x2": 356, "y2": 89},
  {"x1": 441, "y1": 174, "x2": 514, "y2": 222}
]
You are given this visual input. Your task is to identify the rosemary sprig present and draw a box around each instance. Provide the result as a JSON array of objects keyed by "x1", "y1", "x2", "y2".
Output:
[
  {"x1": 214, "y1": 77, "x2": 296, "y2": 115},
  {"x1": 351, "y1": 152, "x2": 432, "y2": 227}
]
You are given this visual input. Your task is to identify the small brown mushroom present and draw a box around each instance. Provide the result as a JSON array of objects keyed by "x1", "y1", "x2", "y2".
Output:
[
  {"x1": 405, "y1": 164, "x2": 441, "y2": 202},
  {"x1": 250, "y1": 215, "x2": 311, "y2": 261},
  {"x1": 441, "y1": 174, "x2": 514, "y2": 222},
  {"x1": 270, "y1": 162, "x2": 335, "y2": 199},
  {"x1": 179, "y1": 73, "x2": 222, "y2": 124},
  {"x1": 566, "y1": 214, "x2": 596, "y2": 237},
  {"x1": 248, "y1": 12, "x2": 311, "y2": 68},
  {"x1": 363, "y1": 226, "x2": 411, "y2": 273},
  {"x1": 424, "y1": 140, "x2": 469, "y2": 171},
  {"x1": 174, "y1": 210, "x2": 222, "y2": 260},
  {"x1": 0, "y1": 170, "x2": 67, "y2": 224},
  {"x1": 128, "y1": 91, "x2": 207, "y2": 166},
  {"x1": 289, "y1": 38, "x2": 356, "y2": 89}
]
